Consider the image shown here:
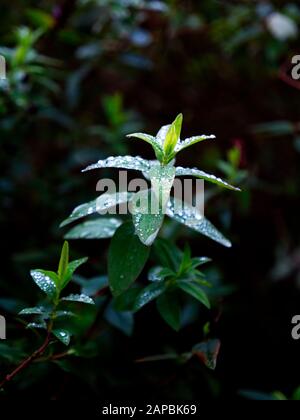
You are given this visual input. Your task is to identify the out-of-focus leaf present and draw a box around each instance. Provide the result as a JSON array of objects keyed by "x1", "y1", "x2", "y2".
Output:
[
  {"x1": 53, "y1": 329, "x2": 71, "y2": 346},
  {"x1": 177, "y1": 281, "x2": 210, "y2": 309},
  {"x1": 104, "y1": 304, "x2": 134, "y2": 336},
  {"x1": 157, "y1": 291, "x2": 181, "y2": 331},
  {"x1": 192, "y1": 339, "x2": 221, "y2": 370}
]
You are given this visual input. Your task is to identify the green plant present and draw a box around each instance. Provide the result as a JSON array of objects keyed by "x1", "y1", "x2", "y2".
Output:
[
  {"x1": 0, "y1": 242, "x2": 94, "y2": 389},
  {"x1": 60, "y1": 114, "x2": 240, "y2": 323}
]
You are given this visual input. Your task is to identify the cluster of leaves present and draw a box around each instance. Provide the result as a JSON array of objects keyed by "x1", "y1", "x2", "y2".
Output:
[
  {"x1": 19, "y1": 242, "x2": 94, "y2": 346},
  {"x1": 58, "y1": 115, "x2": 239, "y2": 327},
  {"x1": 0, "y1": 27, "x2": 60, "y2": 123}
]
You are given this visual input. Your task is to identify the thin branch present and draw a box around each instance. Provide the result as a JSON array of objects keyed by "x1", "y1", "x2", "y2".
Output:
[{"x1": 0, "y1": 332, "x2": 51, "y2": 389}]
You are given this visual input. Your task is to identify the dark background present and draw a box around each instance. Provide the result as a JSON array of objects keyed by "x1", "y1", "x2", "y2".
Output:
[{"x1": 0, "y1": 0, "x2": 300, "y2": 400}]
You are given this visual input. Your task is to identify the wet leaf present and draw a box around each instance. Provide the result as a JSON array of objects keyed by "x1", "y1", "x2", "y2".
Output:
[
  {"x1": 82, "y1": 155, "x2": 151, "y2": 173},
  {"x1": 60, "y1": 192, "x2": 132, "y2": 227},
  {"x1": 131, "y1": 190, "x2": 164, "y2": 246},
  {"x1": 65, "y1": 218, "x2": 122, "y2": 239},
  {"x1": 166, "y1": 197, "x2": 232, "y2": 248},
  {"x1": 133, "y1": 281, "x2": 167, "y2": 311},
  {"x1": 30, "y1": 270, "x2": 57, "y2": 299},
  {"x1": 175, "y1": 166, "x2": 240, "y2": 191},
  {"x1": 53, "y1": 329, "x2": 71, "y2": 346},
  {"x1": 61, "y1": 294, "x2": 94, "y2": 305},
  {"x1": 19, "y1": 306, "x2": 48, "y2": 316},
  {"x1": 175, "y1": 134, "x2": 215, "y2": 153}
]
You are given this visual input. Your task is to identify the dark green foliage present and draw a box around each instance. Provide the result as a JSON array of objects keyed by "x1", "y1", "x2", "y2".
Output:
[{"x1": 0, "y1": 0, "x2": 299, "y2": 402}]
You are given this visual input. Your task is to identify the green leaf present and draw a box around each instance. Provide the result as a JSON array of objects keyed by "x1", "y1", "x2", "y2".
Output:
[
  {"x1": 131, "y1": 190, "x2": 164, "y2": 246},
  {"x1": 192, "y1": 339, "x2": 221, "y2": 370},
  {"x1": 178, "y1": 244, "x2": 192, "y2": 274},
  {"x1": 153, "y1": 238, "x2": 181, "y2": 270},
  {"x1": 177, "y1": 281, "x2": 210, "y2": 309},
  {"x1": 27, "y1": 321, "x2": 47, "y2": 330},
  {"x1": 191, "y1": 257, "x2": 212, "y2": 269},
  {"x1": 60, "y1": 192, "x2": 132, "y2": 227},
  {"x1": 58, "y1": 241, "x2": 69, "y2": 281},
  {"x1": 149, "y1": 164, "x2": 176, "y2": 210},
  {"x1": 104, "y1": 304, "x2": 134, "y2": 336},
  {"x1": 163, "y1": 114, "x2": 183, "y2": 160},
  {"x1": 126, "y1": 132, "x2": 163, "y2": 161},
  {"x1": 65, "y1": 218, "x2": 122, "y2": 239},
  {"x1": 292, "y1": 386, "x2": 300, "y2": 401},
  {"x1": 82, "y1": 155, "x2": 151, "y2": 173},
  {"x1": 61, "y1": 257, "x2": 88, "y2": 289},
  {"x1": 30, "y1": 270, "x2": 57, "y2": 299},
  {"x1": 157, "y1": 291, "x2": 181, "y2": 331},
  {"x1": 108, "y1": 222, "x2": 150, "y2": 296},
  {"x1": 61, "y1": 294, "x2": 94, "y2": 305},
  {"x1": 133, "y1": 281, "x2": 167, "y2": 311},
  {"x1": 53, "y1": 329, "x2": 71, "y2": 346},
  {"x1": 175, "y1": 134, "x2": 215, "y2": 153},
  {"x1": 19, "y1": 306, "x2": 48, "y2": 316},
  {"x1": 113, "y1": 287, "x2": 141, "y2": 311},
  {"x1": 175, "y1": 166, "x2": 241, "y2": 191},
  {"x1": 166, "y1": 197, "x2": 232, "y2": 248},
  {"x1": 148, "y1": 266, "x2": 175, "y2": 282}
]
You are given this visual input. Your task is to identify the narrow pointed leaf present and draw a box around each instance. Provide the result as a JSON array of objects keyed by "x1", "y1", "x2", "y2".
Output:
[
  {"x1": 58, "y1": 241, "x2": 69, "y2": 281},
  {"x1": 53, "y1": 329, "x2": 71, "y2": 346},
  {"x1": 163, "y1": 114, "x2": 183, "y2": 158},
  {"x1": 61, "y1": 294, "x2": 94, "y2": 304},
  {"x1": 177, "y1": 281, "x2": 210, "y2": 309},
  {"x1": 156, "y1": 124, "x2": 171, "y2": 146},
  {"x1": 82, "y1": 155, "x2": 151, "y2": 173},
  {"x1": 60, "y1": 192, "x2": 132, "y2": 227},
  {"x1": 133, "y1": 281, "x2": 167, "y2": 311},
  {"x1": 191, "y1": 257, "x2": 212, "y2": 269},
  {"x1": 166, "y1": 197, "x2": 232, "y2": 248},
  {"x1": 30, "y1": 270, "x2": 57, "y2": 299},
  {"x1": 175, "y1": 134, "x2": 215, "y2": 153},
  {"x1": 175, "y1": 166, "x2": 241, "y2": 191},
  {"x1": 65, "y1": 218, "x2": 122, "y2": 239},
  {"x1": 108, "y1": 222, "x2": 150, "y2": 296},
  {"x1": 19, "y1": 306, "x2": 48, "y2": 316}
]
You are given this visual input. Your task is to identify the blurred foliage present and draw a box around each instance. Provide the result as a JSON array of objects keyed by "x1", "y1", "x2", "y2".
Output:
[{"x1": 0, "y1": 0, "x2": 300, "y2": 401}]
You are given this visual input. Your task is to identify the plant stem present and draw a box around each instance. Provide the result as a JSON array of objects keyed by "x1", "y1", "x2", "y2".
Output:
[
  {"x1": 0, "y1": 319, "x2": 55, "y2": 390},
  {"x1": 0, "y1": 331, "x2": 51, "y2": 389}
]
